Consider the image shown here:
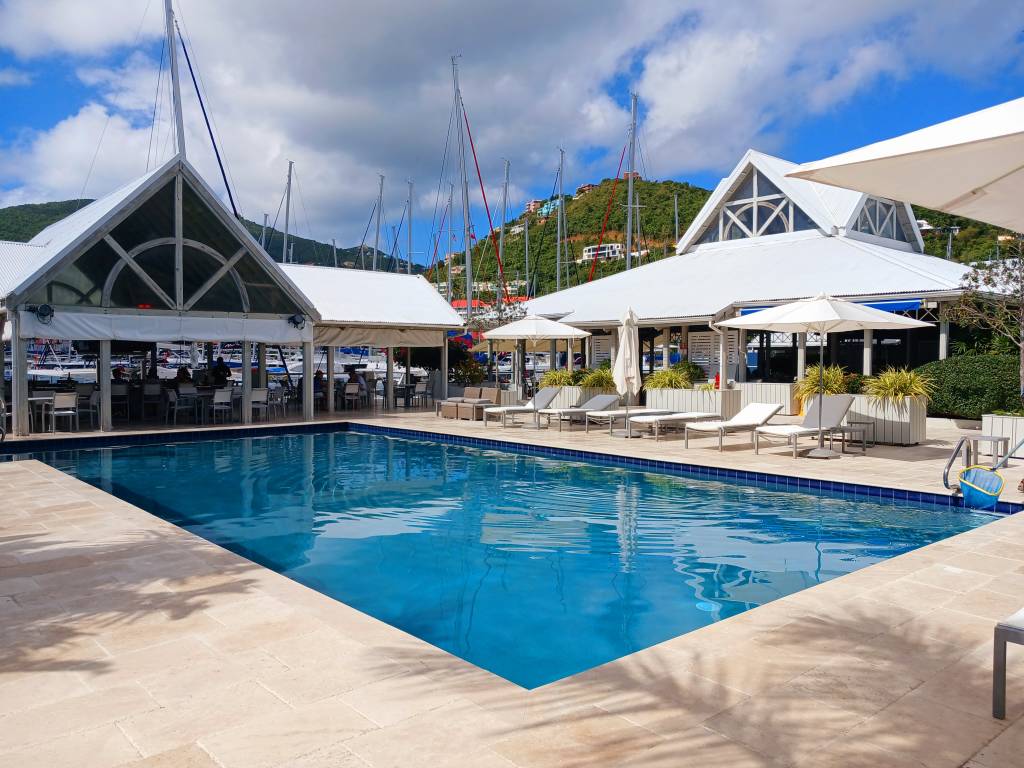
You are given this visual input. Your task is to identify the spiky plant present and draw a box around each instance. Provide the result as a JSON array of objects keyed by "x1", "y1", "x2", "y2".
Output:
[
  {"x1": 794, "y1": 364, "x2": 847, "y2": 405},
  {"x1": 579, "y1": 368, "x2": 616, "y2": 389},
  {"x1": 863, "y1": 367, "x2": 934, "y2": 407},
  {"x1": 539, "y1": 369, "x2": 576, "y2": 387},
  {"x1": 643, "y1": 368, "x2": 692, "y2": 390}
]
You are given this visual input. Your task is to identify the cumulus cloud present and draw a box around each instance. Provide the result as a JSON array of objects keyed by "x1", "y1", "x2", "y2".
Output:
[
  {"x1": 0, "y1": 67, "x2": 32, "y2": 86},
  {"x1": 0, "y1": 0, "x2": 1021, "y2": 254}
]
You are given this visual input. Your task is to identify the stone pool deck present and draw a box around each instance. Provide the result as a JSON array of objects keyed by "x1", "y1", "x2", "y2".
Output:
[{"x1": 2, "y1": 416, "x2": 1024, "y2": 766}]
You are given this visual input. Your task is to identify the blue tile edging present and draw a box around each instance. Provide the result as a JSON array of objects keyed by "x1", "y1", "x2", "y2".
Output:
[{"x1": 345, "y1": 423, "x2": 1023, "y2": 515}]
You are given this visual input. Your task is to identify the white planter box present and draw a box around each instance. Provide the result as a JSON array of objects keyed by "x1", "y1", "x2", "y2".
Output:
[
  {"x1": 848, "y1": 395, "x2": 928, "y2": 446},
  {"x1": 736, "y1": 382, "x2": 800, "y2": 416},
  {"x1": 980, "y1": 414, "x2": 1024, "y2": 458},
  {"x1": 645, "y1": 388, "x2": 741, "y2": 419},
  {"x1": 547, "y1": 386, "x2": 618, "y2": 410}
]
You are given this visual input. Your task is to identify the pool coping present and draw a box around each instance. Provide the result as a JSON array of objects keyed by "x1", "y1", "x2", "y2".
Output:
[{"x1": 6, "y1": 418, "x2": 1020, "y2": 515}]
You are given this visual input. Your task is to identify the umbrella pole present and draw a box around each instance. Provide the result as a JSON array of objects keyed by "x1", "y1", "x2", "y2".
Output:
[{"x1": 808, "y1": 329, "x2": 838, "y2": 459}]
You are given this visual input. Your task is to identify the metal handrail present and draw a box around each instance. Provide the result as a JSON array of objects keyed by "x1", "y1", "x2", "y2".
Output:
[{"x1": 943, "y1": 437, "x2": 970, "y2": 491}]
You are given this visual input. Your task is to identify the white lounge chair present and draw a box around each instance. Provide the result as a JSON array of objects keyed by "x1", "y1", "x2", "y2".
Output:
[
  {"x1": 584, "y1": 407, "x2": 673, "y2": 436},
  {"x1": 754, "y1": 394, "x2": 854, "y2": 457},
  {"x1": 994, "y1": 606, "x2": 1024, "y2": 719},
  {"x1": 684, "y1": 402, "x2": 783, "y2": 451},
  {"x1": 483, "y1": 387, "x2": 561, "y2": 428},
  {"x1": 627, "y1": 411, "x2": 719, "y2": 441},
  {"x1": 538, "y1": 393, "x2": 621, "y2": 431}
]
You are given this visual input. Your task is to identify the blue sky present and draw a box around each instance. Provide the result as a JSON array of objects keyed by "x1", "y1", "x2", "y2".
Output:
[{"x1": 0, "y1": 1, "x2": 1022, "y2": 264}]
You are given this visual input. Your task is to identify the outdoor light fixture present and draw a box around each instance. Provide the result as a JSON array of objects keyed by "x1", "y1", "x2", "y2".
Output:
[
  {"x1": 32, "y1": 304, "x2": 54, "y2": 325},
  {"x1": 288, "y1": 314, "x2": 306, "y2": 330}
]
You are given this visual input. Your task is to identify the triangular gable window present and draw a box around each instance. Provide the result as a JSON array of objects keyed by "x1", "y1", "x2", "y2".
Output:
[
  {"x1": 693, "y1": 166, "x2": 816, "y2": 245},
  {"x1": 851, "y1": 196, "x2": 911, "y2": 243}
]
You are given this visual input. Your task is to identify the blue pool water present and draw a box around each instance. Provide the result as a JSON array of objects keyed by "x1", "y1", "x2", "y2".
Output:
[{"x1": 34, "y1": 430, "x2": 995, "y2": 688}]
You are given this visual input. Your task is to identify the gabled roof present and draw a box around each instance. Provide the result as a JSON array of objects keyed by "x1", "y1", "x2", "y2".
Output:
[
  {"x1": 526, "y1": 229, "x2": 968, "y2": 327},
  {"x1": 280, "y1": 265, "x2": 463, "y2": 329},
  {"x1": 677, "y1": 150, "x2": 871, "y2": 253},
  {"x1": 0, "y1": 241, "x2": 45, "y2": 300}
]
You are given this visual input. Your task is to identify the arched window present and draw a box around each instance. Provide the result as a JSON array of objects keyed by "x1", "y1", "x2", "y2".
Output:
[{"x1": 695, "y1": 167, "x2": 817, "y2": 245}]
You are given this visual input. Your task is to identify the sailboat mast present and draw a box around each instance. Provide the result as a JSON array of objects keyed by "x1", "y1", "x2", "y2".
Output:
[
  {"x1": 164, "y1": 0, "x2": 185, "y2": 156},
  {"x1": 524, "y1": 205, "x2": 530, "y2": 299},
  {"x1": 373, "y1": 174, "x2": 383, "y2": 271},
  {"x1": 497, "y1": 159, "x2": 509, "y2": 314},
  {"x1": 447, "y1": 183, "x2": 454, "y2": 303},
  {"x1": 452, "y1": 57, "x2": 474, "y2": 322},
  {"x1": 407, "y1": 179, "x2": 413, "y2": 275},
  {"x1": 282, "y1": 160, "x2": 293, "y2": 263},
  {"x1": 259, "y1": 213, "x2": 268, "y2": 248},
  {"x1": 625, "y1": 92, "x2": 637, "y2": 270},
  {"x1": 556, "y1": 148, "x2": 564, "y2": 292}
]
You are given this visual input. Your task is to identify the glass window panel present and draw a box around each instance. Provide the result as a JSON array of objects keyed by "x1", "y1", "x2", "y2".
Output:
[
  {"x1": 756, "y1": 173, "x2": 782, "y2": 197},
  {"x1": 730, "y1": 170, "x2": 755, "y2": 201},
  {"x1": 759, "y1": 204, "x2": 788, "y2": 235},
  {"x1": 109, "y1": 264, "x2": 166, "y2": 309},
  {"x1": 181, "y1": 246, "x2": 224, "y2": 304},
  {"x1": 233, "y1": 252, "x2": 301, "y2": 314},
  {"x1": 865, "y1": 198, "x2": 878, "y2": 227},
  {"x1": 791, "y1": 203, "x2": 816, "y2": 232},
  {"x1": 109, "y1": 179, "x2": 175, "y2": 252},
  {"x1": 182, "y1": 180, "x2": 242, "y2": 257},
  {"x1": 856, "y1": 209, "x2": 871, "y2": 232},
  {"x1": 27, "y1": 238, "x2": 120, "y2": 307},
  {"x1": 192, "y1": 274, "x2": 243, "y2": 312},
  {"x1": 695, "y1": 224, "x2": 719, "y2": 245},
  {"x1": 134, "y1": 245, "x2": 176, "y2": 298}
]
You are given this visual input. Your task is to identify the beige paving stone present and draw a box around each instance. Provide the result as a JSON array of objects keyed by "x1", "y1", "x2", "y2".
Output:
[
  {"x1": 0, "y1": 669, "x2": 91, "y2": 716},
  {"x1": 260, "y1": 647, "x2": 409, "y2": 706},
  {"x1": 115, "y1": 743, "x2": 222, "y2": 768},
  {"x1": 135, "y1": 649, "x2": 284, "y2": 705},
  {"x1": 340, "y1": 669, "x2": 463, "y2": 727},
  {"x1": 798, "y1": 738, "x2": 929, "y2": 768},
  {"x1": 944, "y1": 550, "x2": 1023, "y2": 576},
  {"x1": 616, "y1": 726, "x2": 781, "y2": 768},
  {"x1": 944, "y1": 587, "x2": 1024, "y2": 621},
  {"x1": 969, "y1": 716, "x2": 1024, "y2": 768},
  {"x1": 199, "y1": 695, "x2": 376, "y2": 768},
  {"x1": 783, "y1": 652, "x2": 922, "y2": 718},
  {"x1": 93, "y1": 610, "x2": 226, "y2": 655},
  {"x1": 905, "y1": 563, "x2": 997, "y2": 594},
  {"x1": 78, "y1": 636, "x2": 222, "y2": 691},
  {"x1": 275, "y1": 741, "x2": 370, "y2": 768},
  {"x1": 680, "y1": 639, "x2": 822, "y2": 696},
  {"x1": 0, "y1": 723, "x2": 140, "y2": 768},
  {"x1": 866, "y1": 577, "x2": 959, "y2": 612}
]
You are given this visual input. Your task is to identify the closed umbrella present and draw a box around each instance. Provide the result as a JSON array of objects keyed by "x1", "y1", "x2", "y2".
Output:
[
  {"x1": 788, "y1": 96, "x2": 1024, "y2": 232},
  {"x1": 613, "y1": 307, "x2": 642, "y2": 408},
  {"x1": 717, "y1": 294, "x2": 930, "y2": 458}
]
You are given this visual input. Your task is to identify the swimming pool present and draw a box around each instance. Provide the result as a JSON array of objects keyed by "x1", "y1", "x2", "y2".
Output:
[{"x1": 34, "y1": 429, "x2": 995, "y2": 688}]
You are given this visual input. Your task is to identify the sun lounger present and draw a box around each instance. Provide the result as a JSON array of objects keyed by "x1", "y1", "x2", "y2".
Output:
[
  {"x1": 627, "y1": 411, "x2": 719, "y2": 441},
  {"x1": 538, "y1": 393, "x2": 621, "y2": 431},
  {"x1": 993, "y1": 606, "x2": 1024, "y2": 719},
  {"x1": 584, "y1": 407, "x2": 673, "y2": 436},
  {"x1": 684, "y1": 402, "x2": 783, "y2": 451},
  {"x1": 483, "y1": 387, "x2": 561, "y2": 427},
  {"x1": 754, "y1": 394, "x2": 854, "y2": 457}
]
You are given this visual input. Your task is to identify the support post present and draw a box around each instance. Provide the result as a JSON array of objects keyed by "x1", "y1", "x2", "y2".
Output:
[
  {"x1": 797, "y1": 332, "x2": 807, "y2": 380},
  {"x1": 257, "y1": 343, "x2": 267, "y2": 388},
  {"x1": 610, "y1": 329, "x2": 618, "y2": 367},
  {"x1": 99, "y1": 340, "x2": 112, "y2": 432},
  {"x1": 549, "y1": 340, "x2": 558, "y2": 371},
  {"x1": 301, "y1": 341, "x2": 314, "y2": 421},
  {"x1": 718, "y1": 330, "x2": 729, "y2": 384},
  {"x1": 440, "y1": 339, "x2": 449, "y2": 400},
  {"x1": 737, "y1": 330, "x2": 747, "y2": 382},
  {"x1": 829, "y1": 333, "x2": 838, "y2": 366},
  {"x1": 939, "y1": 320, "x2": 949, "y2": 360},
  {"x1": 241, "y1": 340, "x2": 252, "y2": 424},
  {"x1": 567, "y1": 340, "x2": 574, "y2": 372},
  {"x1": 385, "y1": 348, "x2": 394, "y2": 410},
  {"x1": 661, "y1": 328, "x2": 670, "y2": 370},
  {"x1": 11, "y1": 313, "x2": 29, "y2": 436},
  {"x1": 863, "y1": 329, "x2": 873, "y2": 376},
  {"x1": 325, "y1": 344, "x2": 335, "y2": 414}
]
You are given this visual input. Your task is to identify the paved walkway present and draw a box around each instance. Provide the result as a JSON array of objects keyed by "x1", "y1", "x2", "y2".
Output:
[{"x1": 1, "y1": 417, "x2": 1024, "y2": 766}]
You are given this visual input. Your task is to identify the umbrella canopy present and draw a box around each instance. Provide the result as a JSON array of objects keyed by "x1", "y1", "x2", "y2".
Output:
[
  {"x1": 483, "y1": 314, "x2": 590, "y2": 344},
  {"x1": 613, "y1": 307, "x2": 642, "y2": 404},
  {"x1": 788, "y1": 97, "x2": 1024, "y2": 232}
]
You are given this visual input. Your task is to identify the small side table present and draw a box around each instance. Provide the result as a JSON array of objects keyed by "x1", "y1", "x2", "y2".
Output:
[
  {"x1": 846, "y1": 419, "x2": 876, "y2": 448},
  {"x1": 963, "y1": 435, "x2": 1011, "y2": 468},
  {"x1": 829, "y1": 425, "x2": 869, "y2": 454}
]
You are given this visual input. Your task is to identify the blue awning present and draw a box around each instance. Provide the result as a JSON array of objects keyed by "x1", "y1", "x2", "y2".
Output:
[{"x1": 739, "y1": 298, "x2": 922, "y2": 315}]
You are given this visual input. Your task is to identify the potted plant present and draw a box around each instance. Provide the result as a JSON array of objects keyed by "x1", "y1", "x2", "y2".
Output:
[
  {"x1": 849, "y1": 367, "x2": 933, "y2": 445},
  {"x1": 542, "y1": 368, "x2": 617, "y2": 409},
  {"x1": 644, "y1": 367, "x2": 741, "y2": 418}
]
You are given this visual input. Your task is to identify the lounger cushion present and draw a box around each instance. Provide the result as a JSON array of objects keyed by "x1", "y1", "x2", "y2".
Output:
[
  {"x1": 756, "y1": 424, "x2": 816, "y2": 437},
  {"x1": 999, "y1": 608, "x2": 1024, "y2": 630},
  {"x1": 628, "y1": 411, "x2": 716, "y2": 424},
  {"x1": 462, "y1": 398, "x2": 491, "y2": 404},
  {"x1": 443, "y1": 397, "x2": 465, "y2": 403}
]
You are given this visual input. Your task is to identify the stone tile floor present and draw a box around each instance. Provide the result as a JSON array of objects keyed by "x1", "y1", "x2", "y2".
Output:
[{"x1": 2, "y1": 413, "x2": 1024, "y2": 766}]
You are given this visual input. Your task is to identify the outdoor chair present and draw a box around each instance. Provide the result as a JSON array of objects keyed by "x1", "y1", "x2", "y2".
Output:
[
  {"x1": 165, "y1": 390, "x2": 196, "y2": 425},
  {"x1": 437, "y1": 386, "x2": 480, "y2": 418},
  {"x1": 482, "y1": 386, "x2": 561, "y2": 428},
  {"x1": 75, "y1": 382, "x2": 95, "y2": 408},
  {"x1": 457, "y1": 387, "x2": 499, "y2": 420},
  {"x1": 626, "y1": 411, "x2": 720, "y2": 440},
  {"x1": 684, "y1": 402, "x2": 784, "y2": 451},
  {"x1": 410, "y1": 380, "x2": 430, "y2": 408},
  {"x1": 754, "y1": 394, "x2": 855, "y2": 457},
  {"x1": 343, "y1": 382, "x2": 361, "y2": 410},
  {"x1": 251, "y1": 388, "x2": 269, "y2": 422},
  {"x1": 268, "y1": 387, "x2": 287, "y2": 419},
  {"x1": 110, "y1": 383, "x2": 130, "y2": 420},
  {"x1": 30, "y1": 389, "x2": 55, "y2": 432},
  {"x1": 209, "y1": 388, "x2": 233, "y2": 424},
  {"x1": 50, "y1": 392, "x2": 79, "y2": 432},
  {"x1": 584, "y1": 407, "x2": 673, "y2": 436},
  {"x1": 994, "y1": 607, "x2": 1024, "y2": 719},
  {"x1": 539, "y1": 393, "x2": 621, "y2": 432},
  {"x1": 141, "y1": 382, "x2": 162, "y2": 420},
  {"x1": 80, "y1": 390, "x2": 100, "y2": 429}
]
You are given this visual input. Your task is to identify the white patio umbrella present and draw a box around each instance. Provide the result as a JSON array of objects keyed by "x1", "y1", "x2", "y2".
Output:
[
  {"x1": 613, "y1": 307, "x2": 642, "y2": 408},
  {"x1": 717, "y1": 294, "x2": 930, "y2": 458},
  {"x1": 788, "y1": 96, "x2": 1024, "y2": 232},
  {"x1": 484, "y1": 314, "x2": 590, "y2": 396}
]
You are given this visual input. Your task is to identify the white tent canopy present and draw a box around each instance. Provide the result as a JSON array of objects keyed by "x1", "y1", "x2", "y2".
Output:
[
  {"x1": 483, "y1": 314, "x2": 590, "y2": 343},
  {"x1": 280, "y1": 264, "x2": 464, "y2": 347},
  {"x1": 789, "y1": 97, "x2": 1024, "y2": 233}
]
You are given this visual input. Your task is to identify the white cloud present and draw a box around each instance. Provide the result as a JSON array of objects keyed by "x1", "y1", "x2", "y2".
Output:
[
  {"x1": 0, "y1": 67, "x2": 32, "y2": 86},
  {"x1": 0, "y1": 0, "x2": 1021, "y2": 252}
]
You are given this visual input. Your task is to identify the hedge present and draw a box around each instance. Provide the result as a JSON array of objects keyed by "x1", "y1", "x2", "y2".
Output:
[{"x1": 914, "y1": 354, "x2": 1020, "y2": 419}]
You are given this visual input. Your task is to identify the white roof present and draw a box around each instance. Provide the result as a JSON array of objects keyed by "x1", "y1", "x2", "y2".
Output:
[
  {"x1": 527, "y1": 229, "x2": 968, "y2": 326},
  {"x1": 279, "y1": 264, "x2": 464, "y2": 329},
  {"x1": 789, "y1": 97, "x2": 1024, "y2": 233},
  {"x1": 483, "y1": 314, "x2": 590, "y2": 341},
  {"x1": 0, "y1": 241, "x2": 45, "y2": 299}
]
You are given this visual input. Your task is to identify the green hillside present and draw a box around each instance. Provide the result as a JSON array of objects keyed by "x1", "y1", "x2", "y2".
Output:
[{"x1": 0, "y1": 199, "x2": 402, "y2": 271}]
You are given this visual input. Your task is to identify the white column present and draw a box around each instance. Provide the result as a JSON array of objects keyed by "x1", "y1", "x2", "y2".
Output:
[
  {"x1": 11, "y1": 313, "x2": 29, "y2": 436},
  {"x1": 257, "y1": 343, "x2": 267, "y2": 388},
  {"x1": 549, "y1": 340, "x2": 558, "y2": 371},
  {"x1": 440, "y1": 340, "x2": 449, "y2": 400},
  {"x1": 661, "y1": 328, "x2": 670, "y2": 370},
  {"x1": 567, "y1": 339, "x2": 574, "y2": 372},
  {"x1": 718, "y1": 330, "x2": 729, "y2": 383},
  {"x1": 385, "y1": 348, "x2": 394, "y2": 410},
  {"x1": 610, "y1": 329, "x2": 618, "y2": 367},
  {"x1": 99, "y1": 340, "x2": 112, "y2": 431},
  {"x1": 302, "y1": 341, "x2": 314, "y2": 421},
  {"x1": 325, "y1": 344, "x2": 335, "y2": 414},
  {"x1": 862, "y1": 329, "x2": 873, "y2": 376},
  {"x1": 939, "y1": 320, "x2": 949, "y2": 360},
  {"x1": 737, "y1": 330, "x2": 747, "y2": 382},
  {"x1": 584, "y1": 336, "x2": 592, "y2": 369},
  {"x1": 797, "y1": 332, "x2": 807, "y2": 380},
  {"x1": 241, "y1": 340, "x2": 253, "y2": 424}
]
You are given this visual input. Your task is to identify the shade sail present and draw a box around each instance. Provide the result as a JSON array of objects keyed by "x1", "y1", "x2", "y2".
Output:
[
  {"x1": 612, "y1": 308, "x2": 641, "y2": 403},
  {"x1": 483, "y1": 314, "x2": 590, "y2": 341},
  {"x1": 789, "y1": 97, "x2": 1024, "y2": 232},
  {"x1": 717, "y1": 294, "x2": 931, "y2": 334}
]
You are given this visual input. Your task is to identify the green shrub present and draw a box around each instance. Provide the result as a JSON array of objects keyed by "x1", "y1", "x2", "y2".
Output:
[
  {"x1": 863, "y1": 367, "x2": 934, "y2": 406},
  {"x1": 539, "y1": 369, "x2": 576, "y2": 387},
  {"x1": 579, "y1": 368, "x2": 615, "y2": 389},
  {"x1": 794, "y1": 365, "x2": 847, "y2": 404},
  {"x1": 450, "y1": 358, "x2": 485, "y2": 386},
  {"x1": 843, "y1": 373, "x2": 867, "y2": 395},
  {"x1": 672, "y1": 360, "x2": 705, "y2": 382},
  {"x1": 915, "y1": 354, "x2": 1020, "y2": 419},
  {"x1": 644, "y1": 369, "x2": 692, "y2": 389}
]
